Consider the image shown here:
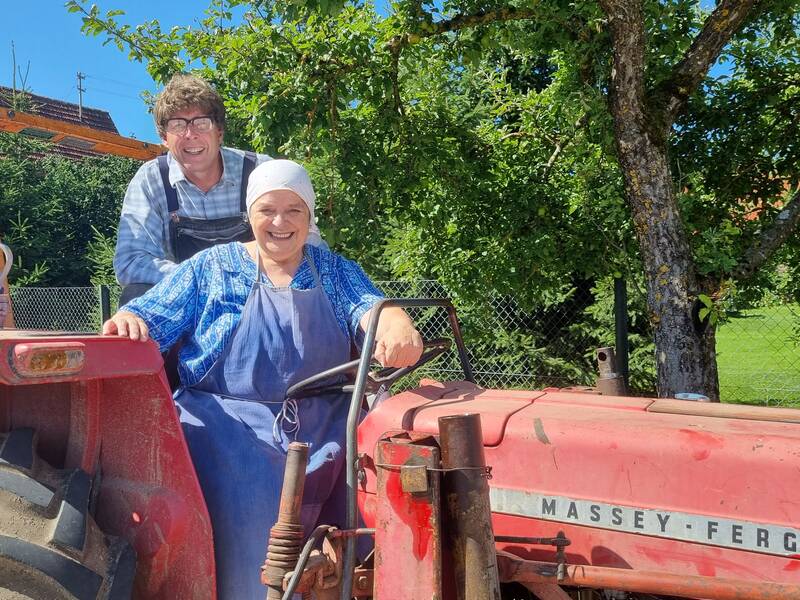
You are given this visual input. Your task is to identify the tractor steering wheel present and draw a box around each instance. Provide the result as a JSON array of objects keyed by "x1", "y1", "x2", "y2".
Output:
[{"x1": 285, "y1": 338, "x2": 451, "y2": 401}]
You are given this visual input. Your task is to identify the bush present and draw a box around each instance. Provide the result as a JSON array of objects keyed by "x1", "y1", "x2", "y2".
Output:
[{"x1": 0, "y1": 133, "x2": 139, "y2": 286}]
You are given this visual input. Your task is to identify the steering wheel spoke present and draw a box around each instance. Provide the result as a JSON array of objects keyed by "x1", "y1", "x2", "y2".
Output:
[{"x1": 285, "y1": 338, "x2": 451, "y2": 401}]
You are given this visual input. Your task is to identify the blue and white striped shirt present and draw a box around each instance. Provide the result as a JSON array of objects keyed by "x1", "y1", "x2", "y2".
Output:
[
  {"x1": 123, "y1": 243, "x2": 384, "y2": 386},
  {"x1": 113, "y1": 147, "x2": 272, "y2": 286}
]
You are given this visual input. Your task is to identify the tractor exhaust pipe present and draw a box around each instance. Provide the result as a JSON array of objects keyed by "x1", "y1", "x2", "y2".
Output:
[
  {"x1": 262, "y1": 442, "x2": 309, "y2": 600},
  {"x1": 439, "y1": 413, "x2": 501, "y2": 600},
  {"x1": 596, "y1": 346, "x2": 627, "y2": 396}
]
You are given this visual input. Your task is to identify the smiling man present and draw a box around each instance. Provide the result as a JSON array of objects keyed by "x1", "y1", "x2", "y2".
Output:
[{"x1": 113, "y1": 74, "x2": 324, "y2": 304}]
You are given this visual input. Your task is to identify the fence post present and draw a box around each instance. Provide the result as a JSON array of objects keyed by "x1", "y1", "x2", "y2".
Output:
[
  {"x1": 614, "y1": 277, "x2": 629, "y2": 387},
  {"x1": 98, "y1": 285, "x2": 111, "y2": 323}
]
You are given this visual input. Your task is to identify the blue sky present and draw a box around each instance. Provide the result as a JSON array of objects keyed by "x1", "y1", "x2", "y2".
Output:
[{"x1": 0, "y1": 2, "x2": 205, "y2": 143}]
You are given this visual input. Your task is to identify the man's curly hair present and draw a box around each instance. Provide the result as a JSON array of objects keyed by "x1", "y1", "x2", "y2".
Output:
[{"x1": 153, "y1": 74, "x2": 226, "y2": 137}]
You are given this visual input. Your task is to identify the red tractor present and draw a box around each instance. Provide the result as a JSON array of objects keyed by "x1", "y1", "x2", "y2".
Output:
[{"x1": 0, "y1": 297, "x2": 798, "y2": 599}]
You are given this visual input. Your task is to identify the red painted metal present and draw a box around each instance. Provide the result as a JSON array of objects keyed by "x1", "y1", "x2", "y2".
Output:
[
  {"x1": 358, "y1": 383, "x2": 800, "y2": 596},
  {"x1": 0, "y1": 331, "x2": 165, "y2": 385},
  {"x1": 363, "y1": 380, "x2": 545, "y2": 448},
  {"x1": 373, "y1": 432, "x2": 443, "y2": 600},
  {"x1": 0, "y1": 332, "x2": 215, "y2": 599}
]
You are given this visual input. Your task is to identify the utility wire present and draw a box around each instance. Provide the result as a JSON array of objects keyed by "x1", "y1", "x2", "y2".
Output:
[
  {"x1": 86, "y1": 73, "x2": 153, "y2": 92},
  {"x1": 89, "y1": 87, "x2": 144, "y2": 101}
]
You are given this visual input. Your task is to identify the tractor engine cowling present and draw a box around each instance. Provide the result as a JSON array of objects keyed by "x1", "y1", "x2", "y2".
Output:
[{"x1": 356, "y1": 379, "x2": 800, "y2": 598}]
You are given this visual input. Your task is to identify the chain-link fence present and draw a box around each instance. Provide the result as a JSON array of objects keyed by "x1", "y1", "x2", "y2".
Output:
[
  {"x1": 375, "y1": 280, "x2": 600, "y2": 391},
  {"x1": 6, "y1": 283, "x2": 799, "y2": 405},
  {"x1": 9, "y1": 287, "x2": 105, "y2": 332},
  {"x1": 715, "y1": 302, "x2": 800, "y2": 406},
  {"x1": 7, "y1": 281, "x2": 599, "y2": 390}
]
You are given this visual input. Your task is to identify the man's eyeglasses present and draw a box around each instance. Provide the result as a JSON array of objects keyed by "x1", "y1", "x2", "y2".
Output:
[{"x1": 164, "y1": 116, "x2": 215, "y2": 135}]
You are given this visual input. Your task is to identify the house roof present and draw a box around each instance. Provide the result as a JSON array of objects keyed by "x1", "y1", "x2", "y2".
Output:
[
  {"x1": 0, "y1": 86, "x2": 119, "y2": 135},
  {"x1": 0, "y1": 87, "x2": 162, "y2": 161}
]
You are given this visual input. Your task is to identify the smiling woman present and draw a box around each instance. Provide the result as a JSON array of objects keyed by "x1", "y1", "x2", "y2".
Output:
[
  {"x1": 244, "y1": 161, "x2": 318, "y2": 286},
  {"x1": 247, "y1": 189, "x2": 311, "y2": 284},
  {"x1": 101, "y1": 159, "x2": 423, "y2": 600}
]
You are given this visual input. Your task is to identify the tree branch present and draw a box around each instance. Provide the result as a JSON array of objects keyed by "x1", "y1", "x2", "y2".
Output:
[
  {"x1": 733, "y1": 187, "x2": 800, "y2": 281},
  {"x1": 659, "y1": 0, "x2": 760, "y2": 124},
  {"x1": 386, "y1": 6, "x2": 543, "y2": 52},
  {"x1": 389, "y1": 46, "x2": 405, "y2": 116},
  {"x1": 71, "y1": 3, "x2": 156, "y2": 63},
  {"x1": 541, "y1": 112, "x2": 588, "y2": 180}
]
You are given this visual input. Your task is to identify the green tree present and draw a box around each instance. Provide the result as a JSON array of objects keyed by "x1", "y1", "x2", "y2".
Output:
[
  {"x1": 68, "y1": 0, "x2": 800, "y2": 398},
  {"x1": 0, "y1": 133, "x2": 139, "y2": 286}
]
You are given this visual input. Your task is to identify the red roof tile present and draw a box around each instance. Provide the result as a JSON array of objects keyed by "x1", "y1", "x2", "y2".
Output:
[{"x1": 0, "y1": 86, "x2": 119, "y2": 134}]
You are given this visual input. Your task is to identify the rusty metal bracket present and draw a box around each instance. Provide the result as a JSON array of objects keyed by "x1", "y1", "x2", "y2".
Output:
[
  {"x1": 279, "y1": 527, "x2": 376, "y2": 599},
  {"x1": 399, "y1": 464, "x2": 428, "y2": 493},
  {"x1": 377, "y1": 462, "x2": 492, "y2": 476},
  {"x1": 375, "y1": 462, "x2": 494, "y2": 493},
  {"x1": 555, "y1": 531, "x2": 567, "y2": 581},
  {"x1": 495, "y1": 531, "x2": 570, "y2": 581}
]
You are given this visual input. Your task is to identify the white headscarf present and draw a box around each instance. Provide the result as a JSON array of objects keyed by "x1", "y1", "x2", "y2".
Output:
[{"x1": 245, "y1": 159, "x2": 323, "y2": 246}]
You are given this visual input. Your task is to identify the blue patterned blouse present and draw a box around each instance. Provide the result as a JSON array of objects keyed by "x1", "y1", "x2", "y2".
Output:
[{"x1": 123, "y1": 242, "x2": 383, "y2": 386}]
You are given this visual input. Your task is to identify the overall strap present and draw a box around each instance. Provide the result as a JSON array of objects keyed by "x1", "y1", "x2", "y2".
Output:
[
  {"x1": 240, "y1": 151, "x2": 257, "y2": 213},
  {"x1": 157, "y1": 155, "x2": 180, "y2": 216},
  {"x1": 254, "y1": 243, "x2": 265, "y2": 289},
  {"x1": 305, "y1": 248, "x2": 324, "y2": 289},
  {"x1": 159, "y1": 154, "x2": 181, "y2": 260}
]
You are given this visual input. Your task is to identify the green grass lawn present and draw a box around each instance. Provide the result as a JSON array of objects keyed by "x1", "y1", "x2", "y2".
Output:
[{"x1": 716, "y1": 304, "x2": 800, "y2": 407}]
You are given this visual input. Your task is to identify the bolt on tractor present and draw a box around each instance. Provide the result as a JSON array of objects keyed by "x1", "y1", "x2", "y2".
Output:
[{"x1": 0, "y1": 272, "x2": 798, "y2": 599}]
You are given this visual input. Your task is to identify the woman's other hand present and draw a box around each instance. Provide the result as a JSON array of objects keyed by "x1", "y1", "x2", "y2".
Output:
[
  {"x1": 102, "y1": 311, "x2": 150, "y2": 341},
  {"x1": 367, "y1": 307, "x2": 424, "y2": 368}
]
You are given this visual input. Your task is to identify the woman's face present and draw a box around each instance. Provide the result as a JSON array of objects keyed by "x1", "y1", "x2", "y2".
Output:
[{"x1": 250, "y1": 190, "x2": 310, "y2": 263}]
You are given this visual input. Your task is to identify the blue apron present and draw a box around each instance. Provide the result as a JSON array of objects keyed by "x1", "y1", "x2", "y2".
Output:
[{"x1": 174, "y1": 249, "x2": 351, "y2": 599}]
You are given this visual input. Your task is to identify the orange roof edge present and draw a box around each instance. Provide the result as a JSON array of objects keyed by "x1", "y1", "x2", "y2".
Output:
[{"x1": 0, "y1": 108, "x2": 163, "y2": 161}]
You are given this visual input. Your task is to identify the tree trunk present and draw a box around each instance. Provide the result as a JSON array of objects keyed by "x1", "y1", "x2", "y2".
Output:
[
  {"x1": 601, "y1": 0, "x2": 720, "y2": 400},
  {"x1": 614, "y1": 129, "x2": 720, "y2": 399}
]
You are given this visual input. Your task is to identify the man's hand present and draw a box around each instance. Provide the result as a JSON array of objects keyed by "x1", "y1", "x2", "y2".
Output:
[
  {"x1": 374, "y1": 321, "x2": 424, "y2": 368},
  {"x1": 102, "y1": 310, "x2": 150, "y2": 341}
]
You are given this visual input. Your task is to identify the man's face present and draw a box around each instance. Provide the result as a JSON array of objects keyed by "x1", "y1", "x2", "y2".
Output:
[{"x1": 161, "y1": 107, "x2": 223, "y2": 180}]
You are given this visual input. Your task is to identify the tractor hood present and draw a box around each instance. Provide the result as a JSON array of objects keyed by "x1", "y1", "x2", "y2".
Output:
[
  {"x1": 362, "y1": 379, "x2": 545, "y2": 447},
  {"x1": 357, "y1": 381, "x2": 800, "y2": 585}
]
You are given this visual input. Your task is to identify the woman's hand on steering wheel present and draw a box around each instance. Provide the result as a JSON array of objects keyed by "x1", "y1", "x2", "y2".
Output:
[{"x1": 374, "y1": 321, "x2": 424, "y2": 368}]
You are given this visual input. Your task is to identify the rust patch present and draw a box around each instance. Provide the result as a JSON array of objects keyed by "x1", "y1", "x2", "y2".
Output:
[{"x1": 533, "y1": 418, "x2": 551, "y2": 445}]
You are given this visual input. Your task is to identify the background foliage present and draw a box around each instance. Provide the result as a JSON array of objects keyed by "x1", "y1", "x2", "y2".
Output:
[
  {"x1": 0, "y1": 133, "x2": 138, "y2": 286},
  {"x1": 65, "y1": 0, "x2": 800, "y2": 298}
]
